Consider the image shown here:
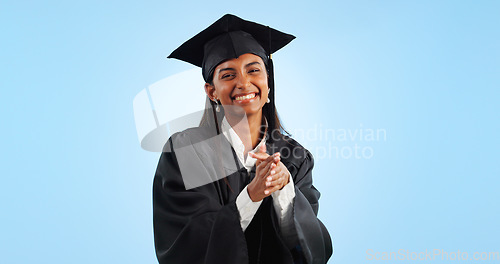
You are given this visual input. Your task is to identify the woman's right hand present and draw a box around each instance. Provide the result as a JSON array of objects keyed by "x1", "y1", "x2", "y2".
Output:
[{"x1": 246, "y1": 145, "x2": 280, "y2": 202}]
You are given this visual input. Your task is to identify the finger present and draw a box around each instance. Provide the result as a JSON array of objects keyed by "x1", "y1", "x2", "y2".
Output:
[
  {"x1": 257, "y1": 160, "x2": 273, "y2": 180},
  {"x1": 272, "y1": 153, "x2": 280, "y2": 164},
  {"x1": 259, "y1": 159, "x2": 276, "y2": 179},
  {"x1": 264, "y1": 183, "x2": 284, "y2": 195},
  {"x1": 266, "y1": 177, "x2": 282, "y2": 187},
  {"x1": 251, "y1": 151, "x2": 269, "y2": 167},
  {"x1": 250, "y1": 150, "x2": 280, "y2": 162},
  {"x1": 264, "y1": 163, "x2": 277, "y2": 184},
  {"x1": 256, "y1": 153, "x2": 279, "y2": 170},
  {"x1": 263, "y1": 184, "x2": 280, "y2": 195},
  {"x1": 264, "y1": 164, "x2": 281, "y2": 182},
  {"x1": 270, "y1": 163, "x2": 282, "y2": 174},
  {"x1": 258, "y1": 144, "x2": 266, "y2": 154},
  {"x1": 265, "y1": 171, "x2": 286, "y2": 187},
  {"x1": 266, "y1": 165, "x2": 287, "y2": 187},
  {"x1": 255, "y1": 158, "x2": 262, "y2": 168},
  {"x1": 249, "y1": 151, "x2": 269, "y2": 161},
  {"x1": 273, "y1": 165, "x2": 291, "y2": 186},
  {"x1": 248, "y1": 144, "x2": 268, "y2": 160}
]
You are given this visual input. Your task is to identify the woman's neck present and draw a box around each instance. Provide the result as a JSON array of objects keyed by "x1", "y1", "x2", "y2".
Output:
[{"x1": 226, "y1": 112, "x2": 264, "y2": 155}]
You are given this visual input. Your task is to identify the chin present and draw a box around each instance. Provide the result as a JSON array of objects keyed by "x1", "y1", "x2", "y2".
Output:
[
  {"x1": 243, "y1": 106, "x2": 264, "y2": 117},
  {"x1": 226, "y1": 106, "x2": 262, "y2": 118}
]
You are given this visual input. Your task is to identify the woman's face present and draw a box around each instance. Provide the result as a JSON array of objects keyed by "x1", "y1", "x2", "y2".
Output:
[{"x1": 205, "y1": 53, "x2": 269, "y2": 118}]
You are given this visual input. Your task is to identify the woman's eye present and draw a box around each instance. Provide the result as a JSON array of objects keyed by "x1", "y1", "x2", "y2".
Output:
[
  {"x1": 221, "y1": 74, "x2": 234, "y2": 79},
  {"x1": 249, "y1": 69, "x2": 260, "y2": 73}
]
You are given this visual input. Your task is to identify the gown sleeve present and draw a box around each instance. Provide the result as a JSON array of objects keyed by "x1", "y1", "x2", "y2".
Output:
[
  {"x1": 271, "y1": 175, "x2": 297, "y2": 248},
  {"x1": 287, "y1": 147, "x2": 333, "y2": 264},
  {"x1": 152, "y1": 137, "x2": 249, "y2": 264}
]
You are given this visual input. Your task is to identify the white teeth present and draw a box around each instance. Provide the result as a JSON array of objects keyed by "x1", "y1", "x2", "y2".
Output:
[{"x1": 235, "y1": 93, "x2": 256, "y2": 101}]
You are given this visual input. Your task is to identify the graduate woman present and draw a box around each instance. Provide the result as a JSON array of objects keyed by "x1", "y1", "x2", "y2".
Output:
[{"x1": 153, "y1": 14, "x2": 332, "y2": 264}]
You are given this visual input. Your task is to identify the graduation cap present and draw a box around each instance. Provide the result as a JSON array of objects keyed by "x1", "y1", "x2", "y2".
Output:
[{"x1": 168, "y1": 14, "x2": 295, "y2": 141}]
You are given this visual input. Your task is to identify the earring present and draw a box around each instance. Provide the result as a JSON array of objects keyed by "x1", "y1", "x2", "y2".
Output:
[
  {"x1": 267, "y1": 97, "x2": 270, "y2": 103},
  {"x1": 213, "y1": 98, "x2": 220, "y2": 112}
]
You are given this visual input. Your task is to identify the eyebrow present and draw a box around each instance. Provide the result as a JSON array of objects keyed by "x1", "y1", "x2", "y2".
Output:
[
  {"x1": 218, "y1": 67, "x2": 235, "y2": 73},
  {"x1": 245, "y1": 61, "x2": 261, "y2": 68},
  {"x1": 217, "y1": 61, "x2": 262, "y2": 74}
]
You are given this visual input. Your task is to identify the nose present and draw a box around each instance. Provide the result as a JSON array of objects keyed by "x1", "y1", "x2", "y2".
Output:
[{"x1": 235, "y1": 72, "x2": 251, "y2": 89}]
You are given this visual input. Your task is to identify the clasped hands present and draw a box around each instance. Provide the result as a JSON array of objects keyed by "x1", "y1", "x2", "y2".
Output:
[{"x1": 246, "y1": 144, "x2": 291, "y2": 202}]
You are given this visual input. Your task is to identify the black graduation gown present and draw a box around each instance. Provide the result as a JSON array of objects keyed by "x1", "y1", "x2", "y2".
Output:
[{"x1": 153, "y1": 126, "x2": 332, "y2": 264}]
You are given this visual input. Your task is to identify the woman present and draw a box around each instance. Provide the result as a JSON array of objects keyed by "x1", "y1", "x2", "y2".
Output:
[{"x1": 153, "y1": 14, "x2": 332, "y2": 264}]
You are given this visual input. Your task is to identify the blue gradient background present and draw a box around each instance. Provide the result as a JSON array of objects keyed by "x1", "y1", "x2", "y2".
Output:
[{"x1": 1, "y1": 1, "x2": 498, "y2": 263}]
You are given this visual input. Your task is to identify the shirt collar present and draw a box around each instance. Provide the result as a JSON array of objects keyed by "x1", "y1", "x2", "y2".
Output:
[{"x1": 221, "y1": 116, "x2": 268, "y2": 172}]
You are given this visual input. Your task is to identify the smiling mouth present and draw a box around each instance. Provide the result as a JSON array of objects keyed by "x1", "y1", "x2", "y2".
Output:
[{"x1": 233, "y1": 92, "x2": 259, "y2": 102}]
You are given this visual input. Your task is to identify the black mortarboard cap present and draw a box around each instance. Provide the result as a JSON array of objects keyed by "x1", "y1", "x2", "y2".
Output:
[
  {"x1": 168, "y1": 14, "x2": 295, "y2": 82},
  {"x1": 168, "y1": 14, "x2": 294, "y2": 142}
]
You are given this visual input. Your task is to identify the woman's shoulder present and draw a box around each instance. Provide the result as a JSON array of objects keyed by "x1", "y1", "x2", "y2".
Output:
[{"x1": 162, "y1": 126, "x2": 217, "y2": 152}]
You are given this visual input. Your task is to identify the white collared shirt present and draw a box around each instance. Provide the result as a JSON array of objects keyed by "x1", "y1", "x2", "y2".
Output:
[{"x1": 221, "y1": 117, "x2": 296, "y2": 238}]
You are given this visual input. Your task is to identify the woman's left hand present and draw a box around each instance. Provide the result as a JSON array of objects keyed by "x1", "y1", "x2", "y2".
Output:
[{"x1": 249, "y1": 147, "x2": 291, "y2": 193}]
